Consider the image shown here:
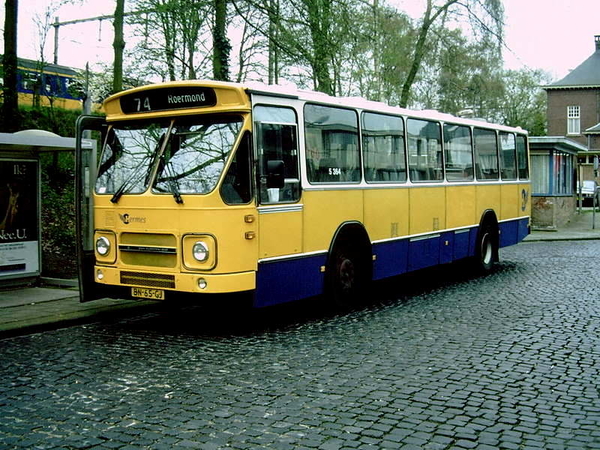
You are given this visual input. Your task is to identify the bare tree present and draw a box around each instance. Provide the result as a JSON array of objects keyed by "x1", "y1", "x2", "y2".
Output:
[
  {"x1": 213, "y1": 0, "x2": 231, "y2": 81},
  {"x1": 128, "y1": 0, "x2": 211, "y2": 81},
  {"x1": 234, "y1": 0, "x2": 356, "y2": 94},
  {"x1": 3, "y1": 0, "x2": 19, "y2": 132},
  {"x1": 399, "y1": 0, "x2": 504, "y2": 107},
  {"x1": 266, "y1": 0, "x2": 279, "y2": 84},
  {"x1": 113, "y1": 0, "x2": 126, "y2": 92}
]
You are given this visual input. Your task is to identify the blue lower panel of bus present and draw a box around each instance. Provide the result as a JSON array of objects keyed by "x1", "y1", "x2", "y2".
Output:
[
  {"x1": 499, "y1": 217, "x2": 530, "y2": 248},
  {"x1": 371, "y1": 240, "x2": 408, "y2": 280},
  {"x1": 254, "y1": 218, "x2": 529, "y2": 307},
  {"x1": 372, "y1": 229, "x2": 475, "y2": 280},
  {"x1": 255, "y1": 253, "x2": 327, "y2": 307},
  {"x1": 454, "y1": 230, "x2": 472, "y2": 260}
]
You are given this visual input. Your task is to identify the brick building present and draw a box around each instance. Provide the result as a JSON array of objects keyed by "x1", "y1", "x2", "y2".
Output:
[
  {"x1": 544, "y1": 35, "x2": 600, "y2": 180},
  {"x1": 527, "y1": 35, "x2": 600, "y2": 229}
]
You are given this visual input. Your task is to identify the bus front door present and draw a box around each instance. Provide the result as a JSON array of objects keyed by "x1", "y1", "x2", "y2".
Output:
[
  {"x1": 75, "y1": 116, "x2": 114, "y2": 302},
  {"x1": 254, "y1": 108, "x2": 305, "y2": 306},
  {"x1": 255, "y1": 112, "x2": 302, "y2": 259}
]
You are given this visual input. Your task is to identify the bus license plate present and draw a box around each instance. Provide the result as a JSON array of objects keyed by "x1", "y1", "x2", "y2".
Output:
[{"x1": 131, "y1": 287, "x2": 165, "y2": 300}]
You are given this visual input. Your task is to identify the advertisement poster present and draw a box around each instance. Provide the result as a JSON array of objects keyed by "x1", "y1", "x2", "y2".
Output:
[{"x1": 0, "y1": 160, "x2": 39, "y2": 278}]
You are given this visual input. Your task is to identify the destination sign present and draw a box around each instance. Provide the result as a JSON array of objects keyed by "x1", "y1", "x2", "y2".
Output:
[{"x1": 120, "y1": 86, "x2": 217, "y2": 113}]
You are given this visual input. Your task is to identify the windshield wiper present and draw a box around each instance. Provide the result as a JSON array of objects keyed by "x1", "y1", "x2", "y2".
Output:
[
  {"x1": 157, "y1": 165, "x2": 184, "y2": 204},
  {"x1": 157, "y1": 132, "x2": 184, "y2": 204},
  {"x1": 110, "y1": 158, "x2": 150, "y2": 203},
  {"x1": 168, "y1": 173, "x2": 184, "y2": 204}
]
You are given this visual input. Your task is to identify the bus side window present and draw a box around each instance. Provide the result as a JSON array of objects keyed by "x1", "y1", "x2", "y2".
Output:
[
  {"x1": 516, "y1": 135, "x2": 529, "y2": 180},
  {"x1": 304, "y1": 104, "x2": 360, "y2": 184},
  {"x1": 407, "y1": 118, "x2": 443, "y2": 182},
  {"x1": 221, "y1": 132, "x2": 252, "y2": 204},
  {"x1": 499, "y1": 132, "x2": 517, "y2": 180},
  {"x1": 362, "y1": 112, "x2": 406, "y2": 183},
  {"x1": 254, "y1": 106, "x2": 300, "y2": 204},
  {"x1": 444, "y1": 124, "x2": 473, "y2": 182},
  {"x1": 474, "y1": 128, "x2": 499, "y2": 180}
]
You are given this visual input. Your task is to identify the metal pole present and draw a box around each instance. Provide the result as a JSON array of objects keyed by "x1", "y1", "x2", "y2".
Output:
[
  {"x1": 594, "y1": 187, "x2": 598, "y2": 230},
  {"x1": 577, "y1": 163, "x2": 580, "y2": 213},
  {"x1": 53, "y1": 17, "x2": 59, "y2": 64}
]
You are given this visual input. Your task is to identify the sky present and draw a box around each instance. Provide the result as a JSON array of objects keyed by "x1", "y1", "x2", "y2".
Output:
[{"x1": 2, "y1": 0, "x2": 600, "y2": 83}]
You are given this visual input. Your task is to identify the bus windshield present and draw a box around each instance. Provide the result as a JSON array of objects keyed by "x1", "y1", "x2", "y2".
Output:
[
  {"x1": 95, "y1": 116, "x2": 244, "y2": 200},
  {"x1": 154, "y1": 117, "x2": 243, "y2": 196}
]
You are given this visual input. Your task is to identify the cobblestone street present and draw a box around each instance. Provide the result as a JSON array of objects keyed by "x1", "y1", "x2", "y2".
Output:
[{"x1": 1, "y1": 240, "x2": 600, "y2": 449}]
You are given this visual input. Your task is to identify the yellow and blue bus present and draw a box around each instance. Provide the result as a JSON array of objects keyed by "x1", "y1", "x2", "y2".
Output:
[{"x1": 75, "y1": 80, "x2": 530, "y2": 307}]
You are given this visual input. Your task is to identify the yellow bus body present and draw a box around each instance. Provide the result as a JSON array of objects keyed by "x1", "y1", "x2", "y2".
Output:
[{"x1": 82, "y1": 80, "x2": 530, "y2": 306}]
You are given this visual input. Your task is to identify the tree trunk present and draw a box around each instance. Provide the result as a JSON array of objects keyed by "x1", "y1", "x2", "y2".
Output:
[
  {"x1": 213, "y1": 0, "x2": 230, "y2": 81},
  {"x1": 112, "y1": 0, "x2": 126, "y2": 93},
  {"x1": 267, "y1": 0, "x2": 279, "y2": 85},
  {"x1": 372, "y1": 0, "x2": 381, "y2": 101},
  {"x1": 3, "y1": 0, "x2": 19, "y2": 132},
  {"x1": 399, "y1": 0, "x2": 458, "y2": 107},
  {"x1": 306, "y1": 0, "x2": 332, "y2": 95}
]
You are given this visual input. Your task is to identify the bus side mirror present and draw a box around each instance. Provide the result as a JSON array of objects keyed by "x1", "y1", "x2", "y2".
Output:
[{"x1": 267, "y1": 160, "x2": 285, "y2": 189}]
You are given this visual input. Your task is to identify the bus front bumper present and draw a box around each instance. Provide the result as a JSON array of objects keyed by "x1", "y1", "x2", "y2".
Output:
[{"x1": 93, "y1": 266, "x2": 256, "y2": 295}]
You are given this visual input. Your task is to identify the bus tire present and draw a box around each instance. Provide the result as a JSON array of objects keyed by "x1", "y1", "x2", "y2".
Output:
[
  {"x1": 474, "y1": 220, "x2": 498, "y2": 274},
  {"x1": 326, "y1": 229, "x2": 371, "y2": 307}
]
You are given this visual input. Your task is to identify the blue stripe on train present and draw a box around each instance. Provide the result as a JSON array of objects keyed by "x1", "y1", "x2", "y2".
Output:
[{"x1": 254, "y1": 217, "x2": 529, "y2": 307}]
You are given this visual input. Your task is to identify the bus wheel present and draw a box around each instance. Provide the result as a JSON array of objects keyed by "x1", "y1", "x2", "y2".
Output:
[
  {"x1": 327, "y1": 240, "x2": 369, "y2": 307},
  {"x1": 475, "y1": 222, "x2": 497, "y2": 274}
]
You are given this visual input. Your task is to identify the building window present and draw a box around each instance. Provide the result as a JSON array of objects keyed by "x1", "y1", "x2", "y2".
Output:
[
  {"x1": 567, "y1": 105, "x2": 580, "y2": 135},
  {"x1": 554, "y1": 152, "x2": 573, "y2": 195},
  {"x1": 531, "y1": 154, "x2": 549, "y2": 194},
  {"x1": 532, "y1": 151, "x2": 573, "y2": 195}
]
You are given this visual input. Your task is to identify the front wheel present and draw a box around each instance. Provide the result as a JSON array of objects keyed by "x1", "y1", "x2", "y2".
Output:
[{"x1": 326, "y1": 241, "x2": 370, "y2": 307}]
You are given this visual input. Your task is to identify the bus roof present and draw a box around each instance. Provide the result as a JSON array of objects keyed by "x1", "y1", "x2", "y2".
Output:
[{"x1": 103, "y1": 79, "x2": 527, "y2": 134}]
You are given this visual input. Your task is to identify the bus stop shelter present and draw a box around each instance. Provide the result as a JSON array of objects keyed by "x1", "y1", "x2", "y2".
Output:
[
  {"x1": 529, "y1": 136, "x2": 586, "y2": 230},
  {"x1": 0, "y1": 129, "x2": 95, "y2": 287}
]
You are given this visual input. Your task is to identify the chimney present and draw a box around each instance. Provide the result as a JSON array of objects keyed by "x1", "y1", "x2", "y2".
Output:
[{"x1": 596, "y1": 35, "x2": 600, "y2": 51}]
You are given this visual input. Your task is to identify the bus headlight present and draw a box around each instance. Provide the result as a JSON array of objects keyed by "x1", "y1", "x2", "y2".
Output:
[
  {"x1": 192, "y1": 241, "x2": 209, "y2": 262},
  {"x1": 183, "y1": 234, "x2": 216, "y2": 270},
  {"x1": 96, "y1": 236, "x2": 111, "y2": 256}
]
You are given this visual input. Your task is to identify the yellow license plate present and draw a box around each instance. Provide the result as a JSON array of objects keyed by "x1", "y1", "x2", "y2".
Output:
[{"x1": 131, "y1": 287, "x2": 165, "y2": 300}]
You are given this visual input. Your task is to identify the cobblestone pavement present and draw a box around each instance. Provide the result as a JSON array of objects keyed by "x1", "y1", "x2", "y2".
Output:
[{"x1": 1, "y1": 240, "x2": 600, "y2": 450}]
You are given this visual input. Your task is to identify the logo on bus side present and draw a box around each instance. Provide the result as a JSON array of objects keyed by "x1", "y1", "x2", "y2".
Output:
[
  {"x1": 118, "y1": 213, "x2": 147, "y2": 224},
  {"x1": 521, "y1": 189, "x2": 529, "y2": 211}
]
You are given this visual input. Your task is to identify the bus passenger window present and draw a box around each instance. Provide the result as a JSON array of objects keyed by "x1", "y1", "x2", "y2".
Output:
[
  {"x1": 407, "y1": 119, "x2": 443, "y2": 182},
  {"x1": 444, "y1": 124, "x2": 473, "y2": 181},
  {"x1": 516, "y1": 135, "x2": 529, "y2": 180},
  {"x1": 499, "y1": 132, "x2": 517, "y2": 180},
  {"x1": 362, "y1": 112, "x2": 406, "y2": 183},
  {"x1": 474, "y1": 128, "x2": 499, "y2": 180},
  {"x1": 304, "y1": 104, "x2": 360, "y2": 183}
]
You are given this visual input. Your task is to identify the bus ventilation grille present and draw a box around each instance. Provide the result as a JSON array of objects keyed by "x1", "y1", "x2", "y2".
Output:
[{"x1": 120, "y1": 271, "x2": 176, "y2": 289}]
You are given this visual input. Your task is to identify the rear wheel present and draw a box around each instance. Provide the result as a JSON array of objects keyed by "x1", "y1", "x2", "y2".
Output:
[{"x1": 475, "y1": 222, "x2": 497, "y2": 274}]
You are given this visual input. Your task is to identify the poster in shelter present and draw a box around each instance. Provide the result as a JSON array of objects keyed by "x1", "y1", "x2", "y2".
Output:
[{"x1": 0, "y1": 160, "x2": 39, "y2": 278}]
